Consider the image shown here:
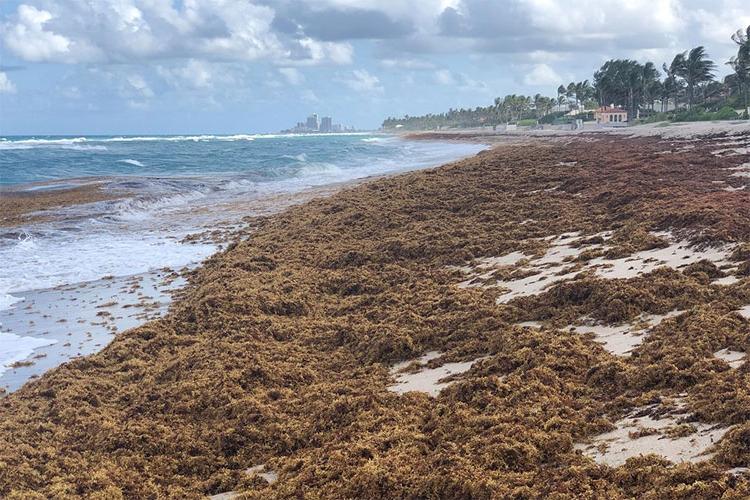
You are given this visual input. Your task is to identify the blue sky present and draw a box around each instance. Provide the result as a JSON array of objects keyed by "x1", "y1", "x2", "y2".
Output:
[{"x1": 1, "y1": 0, "x2": 749, "y2": 135}]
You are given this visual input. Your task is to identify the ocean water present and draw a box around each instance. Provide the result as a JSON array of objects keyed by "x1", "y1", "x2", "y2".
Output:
[{"x1": 0, "y1": 133, "x2": 485, "y2": 380}]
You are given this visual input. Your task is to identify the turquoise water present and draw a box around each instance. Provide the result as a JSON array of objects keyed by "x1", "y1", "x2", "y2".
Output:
[{"x1": 0, "y1": 133, "x2": 465, "y2": 185}]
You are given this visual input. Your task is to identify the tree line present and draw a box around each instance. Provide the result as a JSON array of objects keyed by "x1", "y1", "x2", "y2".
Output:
[{"x1": 382, "y1": 25, "x2": 750, "y2": 130}]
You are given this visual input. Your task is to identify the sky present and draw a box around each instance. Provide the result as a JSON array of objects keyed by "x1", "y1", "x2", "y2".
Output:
[{"x1": 0, "y1": 0, "x2": 749, "y2": 135}]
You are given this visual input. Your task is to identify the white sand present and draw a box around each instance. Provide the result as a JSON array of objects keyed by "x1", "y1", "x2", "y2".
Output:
[
  {"x1": 713, "y1": 275, "x2": 741, "y2": 286},
  {"x1": 714, "y1": 348, "x2": 745, "y2": 369},
  {"x1": 208, "y1": 465, "x2": 278, "y2": 499},
  {"x1": 576, "y1": 402, "x2": 731, "y2": 467},
  {"x1": 389, "y1": 351, "x2": 484, "y2": 397},
  {"x1": 456, "y1": 230, "x2": 733, "y2": 305},
  {"x1": 566, "y1": 310, "x2": 684, "y2": 356},
  {"x1": 588, "y1": 233, "x2": 733, "y2": 280},
  {"x1": 245, "y1": 465, "x2": 278, "y2": 484},
  {"x1": 515, "y1": 321, "x2": 543, "y2": 329},
  {"x1": 0, "y1": 269, "x2": 187, "y2": 392}
]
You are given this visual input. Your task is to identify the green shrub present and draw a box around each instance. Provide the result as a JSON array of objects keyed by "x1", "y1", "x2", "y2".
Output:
[
  {"x1": 714, "y1": 106, "x2": 739, "y2": 120},
  {"x1": 539, "y1": 111, "x2": 567, "y2": 124},
  {"x1": 517, "y1": 119, "x2": 538, "y2": 126},
  {"x1": 639, "y1": 112, "x2": 670, "y2": 124},
  {"x1": 672, "y1": 106, "x2": 738, "y2": 122}
]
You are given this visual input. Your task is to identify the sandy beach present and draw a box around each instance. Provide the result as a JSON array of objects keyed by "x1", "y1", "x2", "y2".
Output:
[{"x1": 1, "y1": 125, "x2": 750, "y2": 498}]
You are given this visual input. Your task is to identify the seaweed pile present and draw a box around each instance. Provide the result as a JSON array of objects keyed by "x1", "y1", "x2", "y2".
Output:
[
  {"x1": 0, "y1": 183, "x2": 121, "y2": 227},
  {"x1": 1, "y1": 133, "x2": 750, "y2": 498}
]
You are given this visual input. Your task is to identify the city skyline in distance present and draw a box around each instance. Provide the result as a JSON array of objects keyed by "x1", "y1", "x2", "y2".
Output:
[{"x1": 281, "y1": 113, "x2": 357, "y2": 134}]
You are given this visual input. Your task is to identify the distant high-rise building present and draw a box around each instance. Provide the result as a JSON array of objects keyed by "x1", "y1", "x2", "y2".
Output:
[
  {"x1": 306, "y1": 113, "x2": 319, "y2": 131},
  {"x1": 320, "y1": 116, "x2": 332, "y2": 133}
]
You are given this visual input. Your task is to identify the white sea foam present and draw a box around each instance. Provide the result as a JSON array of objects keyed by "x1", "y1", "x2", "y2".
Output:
[
  {"x1": 298, "y1": 162, "x2": 345, "y2": 176},
  {"x1": 0, "y1": 231, "x2": 215, "y2": 304},
  {"x1": 0, "y1": 332, "x2": 57, "y2": 377},
  {"x1": 0, "y1": 132, "x2": 377, "y2": 149},
  {"x1": 118, "y1": 158, "x2": 145, "y2": 167},
  {"x1": 59, "y1": 145, "x2": 108, "y2": 151},
  {"x1": 99, "y1": 134, "x2": 257, "y2": 142},
  {"x1": 361, "y1": 137, "x2": 392, "y2": 143},
  {"x1": 0, "y1": 293, "x2": 23, "y2": 312},
  {"x1": 110, "y1": 190, "x2": 209, "y2": 221},
  {"x1": 281, "y1": 153, "x2": 307, "y2": 162}
]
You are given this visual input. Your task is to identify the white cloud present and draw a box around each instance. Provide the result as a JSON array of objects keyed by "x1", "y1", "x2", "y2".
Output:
[
  {"x1": 278, "y1": 67, "x2": 305, "y2": 85},
  {"x1": 434, "y1": 69, "x2": 455, "y2": 85},
  {"x1": 3, "y1": 5, "x2": 71, "y2": 62},
  {"x1": 523, "y1": 63, "x2": 562, "y2": 86},
  {"x1": 380, "y1": 58, "x2": 435, "y2": 70},
  {"x1": 528, "y1": 50, "x2": 567, "y2": 63},
  {"x1": 525, "y1": 0, "x2": 683, "y2": 35},
  {"x1": 301, "y1": 89, "x2": 320, "y2": 102},
  {"x1": 288, "y1": 38, "x2": 353, "y2": 66},
  {"x1": 342, "y1": 69, "x2": 383, "y2": 93},
  {"x1": 1, "y1": 1, "x2": 352, "y2": 66},
  {"x1": 158, "y1": 60, "x2": 214, "y2": 89},
  {"x1": 0, "y1": 72, "x2": 16, "y2": 93},
  {"x1": 126, "y1": 74, "x2": 154, "y2": 99},
  {"x1": 434, "y1": 69, "x2": 487, "y2": 91}
]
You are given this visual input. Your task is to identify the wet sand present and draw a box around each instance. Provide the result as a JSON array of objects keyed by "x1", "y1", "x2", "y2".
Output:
[
  {"x1": 0, "y1": 130, "x2": 750, "y2": 498},
  {"x1": 0, "y1": 268, "x2": 187, "y2": 392}
]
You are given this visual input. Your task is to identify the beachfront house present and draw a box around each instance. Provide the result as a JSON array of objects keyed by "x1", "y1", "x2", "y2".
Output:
[{"x1": 595, "y1": 106, "x2": 628, "y2": 127}]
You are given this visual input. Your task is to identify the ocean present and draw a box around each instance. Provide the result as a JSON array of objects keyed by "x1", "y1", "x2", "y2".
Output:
[{"x1": 0, "y1": 133, "x2": 485, "y2": 389}]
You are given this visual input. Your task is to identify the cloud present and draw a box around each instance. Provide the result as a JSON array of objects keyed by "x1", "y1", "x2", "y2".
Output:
[
  {"x1": 1, "y1": 1, "x2": 351, "y2": 66},
  {"x1": 157, "y1": 60, "x2": 214, "y2": 89},
  {"x1": 3, "y1": 5, "x2": 72, "y2": 62},
  {"x1": 436, "y1": 0, "x2": 683, "y2": 52},
  {"x1": 0, "y1": 72, "x2": 16, "y2": 93},
  {"x1": 434, "y1": 69, "x2": 487, "y2": 91},
  {"x1": 300, "y1": 89, "x2": 320, "y2": 102},
  {"x1": 287, "y1": 38, "x2": 353, "y2": 65},
  {"x1": 341, "y1": 69, "x2": 383, "y2": 93},
  {"x1": 271, "y1": 4, "x2": 413, "y2": 41},
  {"x1": 434, "y1": 69, "x2": 456, "y2": 85},
  {"x1": 523, "y1": 63, "x2": 562, "y2": 86},
  {"x1": 278, "y1": 67, "x2": 305, "y2": 85},
  {"x1": 381, "y1": 58, "x2": 435, "y2": 70},
  {"x1": 122, "y1": 74, "x2": 154, "y2": 109}
]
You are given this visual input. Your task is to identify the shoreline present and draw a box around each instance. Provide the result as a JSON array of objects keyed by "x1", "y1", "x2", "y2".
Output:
[{"x1": 1, "y1": 129, "x2": 749, "y2": 497}]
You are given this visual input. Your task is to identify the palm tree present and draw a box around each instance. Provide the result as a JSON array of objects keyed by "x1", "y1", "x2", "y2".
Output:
[
  {"x1": 731, "y1": 25, "x2": 750, "y2": 115},
  {"x1": 566, "y1": 82, "x2": 577, "y2": 108},
  {"x1": 574, "y1": 80, "x2": 593, "y2": 108},
  {"x1": 557, "y1": 85, "x2": 566, "y2": 108},
  {"x1": 533, "y1": 93, "x2": 542, "y2": 118},
  {"x1": 640, "y1": 62, "x2": 660, "y2": 111},
  {"x1": 674, "y1": 47, "x2": 716, "y2": 109},
  {"x1": 728, "y1": 57, "x2": 749, "y2": 115},
  {"x1": 662, "y1": 57, "x2": 684, "y2": 110},
  {"x1": 557, "y1": 95, "x2": 566, "y2": 112}
]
